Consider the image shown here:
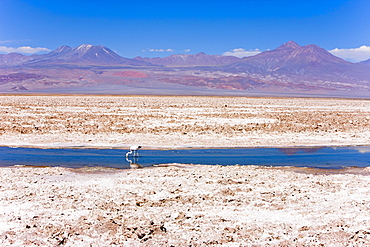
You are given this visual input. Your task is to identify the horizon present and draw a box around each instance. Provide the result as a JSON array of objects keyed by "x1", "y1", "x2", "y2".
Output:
[
  {"x1": 1, "y1": 0, "x2": 370, "y2": 62},
  {"x1": 1, "y1": 41, "x2": 369, "y2": 64}
]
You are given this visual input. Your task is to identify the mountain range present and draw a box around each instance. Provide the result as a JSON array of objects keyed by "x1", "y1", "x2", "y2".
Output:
[
  {"x1": 0, "y1": 41, "x2": 370, "y2": 97},
  {"x1": 134, "y1": 52, "x2": 241, "y2": 66}
]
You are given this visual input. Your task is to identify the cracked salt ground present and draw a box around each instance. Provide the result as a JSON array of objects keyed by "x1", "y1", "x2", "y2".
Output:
[
  {"x1": 0, "y1": 95, "x2": 370, "y2": 149},
  {"x1": 0, "y1": 166, "x2": 370, "y2": 246}
]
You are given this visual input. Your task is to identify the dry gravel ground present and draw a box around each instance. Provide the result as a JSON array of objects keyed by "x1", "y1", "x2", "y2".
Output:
[
  {"x1": 0, "y1": 95, "x2": 370, "y2": 148},
  {"x1": 1, "y1": 165, "x2": 370, "y2": 246}
]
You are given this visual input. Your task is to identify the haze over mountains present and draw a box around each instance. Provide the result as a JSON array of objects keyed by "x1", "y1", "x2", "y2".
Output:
[{"x1": 1, "y1": 42, "x2": 370, "y2": 97}]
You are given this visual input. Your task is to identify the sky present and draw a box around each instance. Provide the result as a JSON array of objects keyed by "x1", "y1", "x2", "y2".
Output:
[{"x1": 1, "y1": 0, "x2": 370, "y2": 62}]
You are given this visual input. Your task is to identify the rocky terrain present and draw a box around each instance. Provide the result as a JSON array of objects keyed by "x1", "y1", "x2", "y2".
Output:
[{"x1": 0, "y1": 95, "x2": 369, "y2": 149}]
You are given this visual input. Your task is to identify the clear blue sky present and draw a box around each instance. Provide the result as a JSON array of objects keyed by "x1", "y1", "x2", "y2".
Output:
[{"x1": 1, "y1": 0, "x2": 369, "y2": 60}]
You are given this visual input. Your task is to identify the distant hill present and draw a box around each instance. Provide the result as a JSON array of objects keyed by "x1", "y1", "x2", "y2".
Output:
[
  {"x1": 134, "y1": 52, "x2": 240, "y2": 66},
  {"x1": 360, "y1": 58, "x2": 370, "y2": 65},
  {"x1": 0, "y1": 53, "x2": 33, "y2": 66}
]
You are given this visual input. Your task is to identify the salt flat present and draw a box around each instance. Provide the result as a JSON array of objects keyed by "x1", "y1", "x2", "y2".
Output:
[
  {"x1": 0, "y1": 95, "x2": 370, "y2": 246},
  {"x1": 1, "y1": 165, "x2": 370, "y2": 246},
  {"x1": 0, "y1": 95, "x2": 370, "y2": 148}
]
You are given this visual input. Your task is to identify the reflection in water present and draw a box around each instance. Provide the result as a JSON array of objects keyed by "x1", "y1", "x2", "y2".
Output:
[
  {"x1": 279, "y1": 147, "x2": 323, "y2": 155},
  {"x1": 126, "y1": 155, "x2": 142, "y2": 169},
  {"x1": 347, "y1": 146, "x2": 370, "y2": 154}
]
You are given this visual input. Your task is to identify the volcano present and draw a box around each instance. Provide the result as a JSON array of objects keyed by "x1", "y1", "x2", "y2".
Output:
[
  {"x1": 221, "y1": 41, "x2": 370, "y2": 83},
  {"x1": 23, "y1": 44, "x2": 154, "y2": 67}
]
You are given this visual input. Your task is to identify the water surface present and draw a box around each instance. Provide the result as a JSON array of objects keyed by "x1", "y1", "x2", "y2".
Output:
[{"x1": 0, "y1": 146, "x2": 369, "y2": 169}]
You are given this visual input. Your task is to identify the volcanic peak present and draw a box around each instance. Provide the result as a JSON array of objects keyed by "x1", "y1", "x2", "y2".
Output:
[
  {"x1": 20, "y1": 44, "x2": 155, "y2": 66},
  {"x1": 54, "y1": 45, "x2": 72, "y2": 53},
  {"x1": 276, "y1": 41, "x2": 300, "y2": 50}
]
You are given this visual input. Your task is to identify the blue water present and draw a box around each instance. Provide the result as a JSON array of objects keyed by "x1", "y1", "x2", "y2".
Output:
[{"x1": 0, "y1": 146, "x2": 369, "y2": 169}]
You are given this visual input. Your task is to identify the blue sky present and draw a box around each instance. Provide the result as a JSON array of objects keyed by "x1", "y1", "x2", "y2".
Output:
[{"x1": 1, "y1": 0, "x2": 370, "y2": 61}]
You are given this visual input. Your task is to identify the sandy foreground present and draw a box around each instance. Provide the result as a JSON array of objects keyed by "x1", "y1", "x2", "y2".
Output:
[{"x1": 1, "y1": 95, "x2": 370, "y2": 246}]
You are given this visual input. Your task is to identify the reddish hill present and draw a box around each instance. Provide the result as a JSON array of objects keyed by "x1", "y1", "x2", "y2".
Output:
[
  {"x1": 112, "y1": 71, "x2": 149, "y2": 78},
  {"x1": 0, "y1": 73, "x2": 46, "y2": 83}
]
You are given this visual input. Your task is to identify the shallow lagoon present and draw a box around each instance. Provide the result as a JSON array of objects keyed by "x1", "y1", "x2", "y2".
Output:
[{"x1": 1, "y1": 146, "x2": 369, "y2": 169}]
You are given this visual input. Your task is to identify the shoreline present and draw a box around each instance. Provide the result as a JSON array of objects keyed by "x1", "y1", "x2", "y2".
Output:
[
  {"x1": 1, "y1": 93, "x2": 370, "y2": 101},
  {"x1": 1, "y1": 142, "x2": 370, "y2": 150},
  {"x1": 4, "y1": 163, "x2": 370, "y2": 175}
]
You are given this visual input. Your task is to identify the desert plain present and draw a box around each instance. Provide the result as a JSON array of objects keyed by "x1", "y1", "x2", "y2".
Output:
[{"x1": 0, "y1": 95, "x2": 370, "y2": 246}]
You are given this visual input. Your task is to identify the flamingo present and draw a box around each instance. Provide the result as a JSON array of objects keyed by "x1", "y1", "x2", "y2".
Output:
[{"x1": 126, "y1": 145, "x2": 142, "y2": 158}]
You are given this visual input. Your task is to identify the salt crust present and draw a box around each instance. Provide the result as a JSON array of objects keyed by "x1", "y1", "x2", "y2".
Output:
[
  {"x1": 0, "y1": 165, "x2": 370, "y2": 246},
  {"x1": 0, "y1": 95, "x2": 370, "y2": 149}
]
